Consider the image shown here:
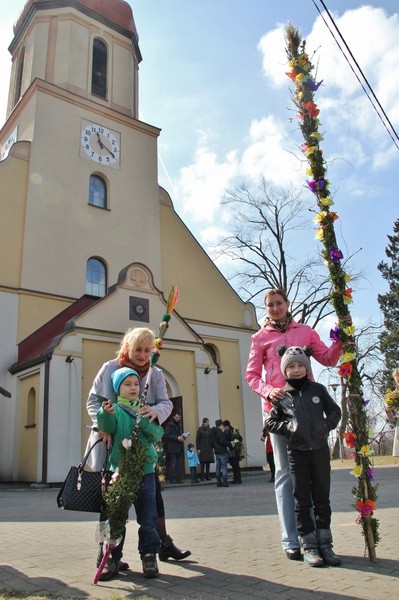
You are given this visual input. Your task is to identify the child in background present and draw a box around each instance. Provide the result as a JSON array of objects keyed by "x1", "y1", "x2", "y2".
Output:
[
  {"x1": 186, "y1": 443, "x2": 201, "y2": 484},
  {"x1": 263, "y1": 346, "x2": 342, "y2": 568},
  {"x1": 97, "y1": 367, "x2": 164, "y2": 579}
]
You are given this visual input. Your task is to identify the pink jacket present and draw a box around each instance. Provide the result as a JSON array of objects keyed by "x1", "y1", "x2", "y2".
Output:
[{"x1": 245, "y1": 319, "x2": 342, "y2": 413}]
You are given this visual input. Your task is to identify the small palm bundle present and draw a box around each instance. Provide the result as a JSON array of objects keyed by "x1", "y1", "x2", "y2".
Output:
[{"x1": 103, "y1": 430, "x2": 147, "y2": 541}]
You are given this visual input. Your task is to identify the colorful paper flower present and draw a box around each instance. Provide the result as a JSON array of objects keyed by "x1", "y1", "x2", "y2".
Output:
[
  {"x1": 313, "y1": 211, "x2": 327, "y2": 224},
  {"x1": 343, "y1": 288, "x2": 353, "y2": 304},
  {"x1": 306, "y1": 79, "x2": 323, "y2": 91},
  {"x1": 329, "y1": 248, "x2": 343, "y2": 263},
  {"x1": 358, "y1": 445, "x2": 373, "y2": 457},
  {"x1": 319, "y1": 197, "x2": 334, "y2": 207},
  {"x1": 343, "y1": 325, "x2": 356, "y2": 335},
  {"x1": 343, "y1": 431, "x2": 357, "y2": 448},
  {"x1": 315, "y1": 228, "x2": 324, "y2": 240},
  {"x1": 303, "y1": 100, "x2": 320, "y2": 117},
  {"x1": 310, "y1": 131, "x2": 324, "y2": 141},
  {"x1": 338, "y1": 362, "x2": 353, "y2": 378},
  {"x1": 355, "y1": 499, "x2": 376, "y2": 517},
  {"x1": 351, "y1": 464, "x2": 363, "y2": 478},
  {"x1": 341, "y1": 352, "x2": 356, "y2": 363},
  {"x1": 329, "y1": 326, "x2": 341, "y2": 342}
]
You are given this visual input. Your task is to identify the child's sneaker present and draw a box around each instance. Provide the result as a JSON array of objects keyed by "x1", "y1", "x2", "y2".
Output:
[
  {"x1": 141, "y1": 553, "x2": 159, "y2": 578},
  {"x1": 304, "y1": 548, "x2": 324, "y2": 567}
]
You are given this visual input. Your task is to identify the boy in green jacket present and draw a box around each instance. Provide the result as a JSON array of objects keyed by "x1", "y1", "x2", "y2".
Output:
[{"x1": 97, "y1": 367, "x2": 164, "y2": 579}]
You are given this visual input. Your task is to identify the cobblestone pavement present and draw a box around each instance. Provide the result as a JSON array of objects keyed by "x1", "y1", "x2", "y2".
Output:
[{"x1": 0, "y1": 466, "x2": 398, "y2": 599}]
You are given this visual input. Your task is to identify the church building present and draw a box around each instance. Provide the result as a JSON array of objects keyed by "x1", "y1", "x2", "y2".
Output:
[{"x1": 0, "y1": 0, "x2": 262, "y2": 483}]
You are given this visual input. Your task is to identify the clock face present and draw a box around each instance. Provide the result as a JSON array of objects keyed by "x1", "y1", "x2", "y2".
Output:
[
  {"x1": 1, "y1": 125, "x2": 18, "y2": 160},
  {"x1": 80, "y1": 122, "x2": 120, "y2": 166}
]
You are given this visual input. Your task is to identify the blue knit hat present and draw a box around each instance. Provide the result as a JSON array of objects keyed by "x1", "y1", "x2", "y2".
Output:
[{"x1": 111, "y1": 367, "x2": 140, "y2": 395}]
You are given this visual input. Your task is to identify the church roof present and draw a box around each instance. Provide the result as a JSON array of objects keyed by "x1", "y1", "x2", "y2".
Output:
[
  {"x1": 11, "y1": 295, "x2": 99, "y2": 371},
  {"x1": 14, "y1": 0, "x2": 138, "y2": 39}
]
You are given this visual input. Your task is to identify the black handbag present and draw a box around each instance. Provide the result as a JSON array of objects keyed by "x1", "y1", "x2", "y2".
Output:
[{"x1": 57, "y1": 439, "x2": 112, "y2": 513}]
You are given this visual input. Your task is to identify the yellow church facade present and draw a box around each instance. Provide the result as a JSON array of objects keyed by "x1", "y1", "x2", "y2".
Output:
[{"x1": 0, "y1": 0, "x2": 263, "y2": 484}]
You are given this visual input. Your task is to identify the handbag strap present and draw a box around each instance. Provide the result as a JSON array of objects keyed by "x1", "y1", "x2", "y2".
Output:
[{"x1": 80, "y1": 438, "x2": 110, "y2": 471}]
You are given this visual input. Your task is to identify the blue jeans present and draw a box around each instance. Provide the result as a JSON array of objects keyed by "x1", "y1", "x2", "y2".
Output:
[
  {"x1": 215, "y1": 452, "x2": 229, "y2": 482},
  {"x1": 134, "y1": 473, "x2": 160, "y2": 557},
  {"x1": 270, "y1": 433, "x2": 299, "y2": 550}
]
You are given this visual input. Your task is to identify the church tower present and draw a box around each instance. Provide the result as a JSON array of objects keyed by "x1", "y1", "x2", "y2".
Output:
[{"x1": 1, "y1": 0, "x2": 162, "y2": 309}]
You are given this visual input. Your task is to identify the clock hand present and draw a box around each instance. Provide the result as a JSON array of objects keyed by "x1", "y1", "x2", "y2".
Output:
[
  {"x1": 96, "y1": 132, "x2": 115, "y2": 158},
  {"x1": 101, "y1": 142, "x2": 115, "y2": 159},
  {"x1": 96, "y1": 132, "x2": 104, "y2": 149}
]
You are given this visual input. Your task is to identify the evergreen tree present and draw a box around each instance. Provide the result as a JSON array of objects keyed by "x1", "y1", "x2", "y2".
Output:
[{"x1": 377, "y1": 218, "x2": 399, "y2": 390}]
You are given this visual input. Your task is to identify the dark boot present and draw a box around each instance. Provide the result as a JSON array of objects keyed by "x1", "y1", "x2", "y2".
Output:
[
  {"x1": 158, "y1": 534, "x2": 191, "y2": 561},
  {"x1": 318, "y1": 528, "x2": 342, "y2": 566},
  {"x1": 300, "y1": 532, "x2": 324, "y2": 567}
]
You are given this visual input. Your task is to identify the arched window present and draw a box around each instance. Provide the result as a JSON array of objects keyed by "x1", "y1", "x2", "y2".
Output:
[
  {"x1": 86, "y1": 258, "x2": 107, "y2": 297},
  {"x1": 26, "y1": 387, "x2": 36, "y2": 428},
  {"x1": 14, "y1": 47, "x2": 25, "y2": 105},
  {"x1": 91, "y1": 39, "x2": 107, "y2": 98},
  {"x1": 88, "y1": 174, "x2": 107, "y2": 208}
]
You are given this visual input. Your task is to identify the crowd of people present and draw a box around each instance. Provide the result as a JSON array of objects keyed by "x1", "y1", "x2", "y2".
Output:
[{"x1": 85, "y1": 286, "x2": 351, "y2": 580}]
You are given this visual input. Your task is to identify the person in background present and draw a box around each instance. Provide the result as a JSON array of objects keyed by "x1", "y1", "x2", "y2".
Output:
[
  {"x1": 212, "y1": 419, "x2": 231, "y2": 487},
  {"x1": 98, "y1": 367, "x2": 164, "y2": 578},
  {"x1": 245, "y1": 287, "x2": 342, "y2": 561},
  {"x1": 186, "y1": 443, "x2": 201, "y2": 484},
  {"x1": 223, "y1": 420, "x2": 243, "y2": 484},
  {"x1": 164, "y1": 412, "x2": 185, "y2": 484},
  {"x1": 263, "y1": 346, "x2": 342, "y2": 568},
  {"x1": 86, "y1": 327, "x2": 190, "y2": 580},
  {"x1": 196, "y1": 417, "x2": 214, "y2": 480},
  {"x1": 261, "y1": 427, "x2": 275, "y2": 483}
]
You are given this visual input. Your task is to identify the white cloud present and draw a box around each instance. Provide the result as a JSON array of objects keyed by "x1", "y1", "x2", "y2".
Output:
[
  {"x1": 240, "y1": 115, "x2": 304, "y2": 185},
  {"x1": 176, "y1": 144, "x2": 238, "y2": 222}
]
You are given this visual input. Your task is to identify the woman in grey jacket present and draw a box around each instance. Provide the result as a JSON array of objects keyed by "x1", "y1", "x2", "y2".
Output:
[{"x1": 86, "y1": 327, "x2": 190, "y2": 581}]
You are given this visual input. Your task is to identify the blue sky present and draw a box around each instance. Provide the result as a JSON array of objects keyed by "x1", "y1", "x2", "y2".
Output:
[{"x1": 1, "y1": 1, "x2": 398, "y2": 334}]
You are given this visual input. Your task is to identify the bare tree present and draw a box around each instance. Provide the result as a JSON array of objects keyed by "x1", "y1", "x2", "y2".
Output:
[
  {"x1": 214, "y1": 178, "x2": 335, "y2": 326},
  {"x1": 320, "y1": 322, "x2": 386, "y2": 458}
]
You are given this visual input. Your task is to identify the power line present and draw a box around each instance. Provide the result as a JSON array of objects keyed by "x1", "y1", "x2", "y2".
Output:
[{"x1": 311, "y1": 0, "x2": 399, "y2": 151}]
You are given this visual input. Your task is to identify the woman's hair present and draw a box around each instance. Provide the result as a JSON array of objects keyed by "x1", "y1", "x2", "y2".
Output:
[
  {"x1": 117, "y1": 327, "x2": 155, "y2": 360},
  {"x1": 264, "y1": 287, "x2": 289, "y2": 304}
]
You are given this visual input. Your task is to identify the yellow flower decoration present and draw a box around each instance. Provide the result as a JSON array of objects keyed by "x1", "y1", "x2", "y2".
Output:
[
  {"x1": 358, "y1": 445, "x2": 373, "y2": 457},
  {"x1": 341, "y1": 352, "x2": 356, "y2": 363},
  {"x1": 343, "y1": 294, "x2": 353, "y2": 305},
  {"x1": 305, "y1": 166, "x2": 313, "y2": 176},
  {"x1": 295, "y1": 72, "x2": 305, "y2": 83},
  {"x1": 351, "y1": 464, "x2": 363, "y2": 478},
  {"x1": 343, "y1": 325, "x2": 356, "y2": 335},
  {"x1": 319, "y1": 197, "x2": 334, "y2": 207},
  {"x1": 313, "y1": 211, "x2": 327, "y2": 223},
  {"x1": 310, "y1": 131, "x2": 324, "y2": 141},
  {"x1": 344, "y1": 272, "x2": 352, "y2": 282},
  {"x1": 315, "y1": 228, "x2": 324, "y2": 240}
]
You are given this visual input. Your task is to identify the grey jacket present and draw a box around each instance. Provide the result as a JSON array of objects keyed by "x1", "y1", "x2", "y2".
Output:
[{"x1": 85, "y1": 358, "x2": 172, "y2": 469}]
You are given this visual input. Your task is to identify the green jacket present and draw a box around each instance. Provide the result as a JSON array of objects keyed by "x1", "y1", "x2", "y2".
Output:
[{"x1": 97, "y1": 403, "x2": 164, "y2": 474}]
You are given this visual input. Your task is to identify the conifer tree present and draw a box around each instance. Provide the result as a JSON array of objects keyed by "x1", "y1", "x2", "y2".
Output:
[{"x1": 377, "y1": 218, "x2": 399, "y2": 389}]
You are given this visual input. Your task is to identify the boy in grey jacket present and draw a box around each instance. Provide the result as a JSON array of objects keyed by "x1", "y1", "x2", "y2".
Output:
[{"x1": 264, "y1": 346, "x2": 342, "y2": 568}]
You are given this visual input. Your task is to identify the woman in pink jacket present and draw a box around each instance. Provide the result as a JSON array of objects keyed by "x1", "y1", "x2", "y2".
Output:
[{"x1": 245, "y1": 288, "x2": 342, "y2": 561}]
